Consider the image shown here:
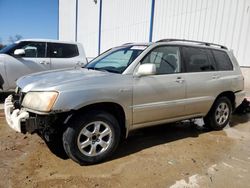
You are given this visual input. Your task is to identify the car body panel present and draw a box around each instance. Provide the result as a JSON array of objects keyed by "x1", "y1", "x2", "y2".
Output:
[
  {"x1": 49, "y1": 43, "x2": 87, "y2": 69},
  {"x1": 5, "y1": 55, "x2": 50, "y2": 90},
  {"x1": 132, "y1": 74, "x2": 186, "y2": 126}
]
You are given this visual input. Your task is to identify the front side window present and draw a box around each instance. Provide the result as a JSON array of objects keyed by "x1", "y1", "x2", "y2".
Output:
[
  {"x1": 48, "y1": 43, "x2": 79, "y2": 58},
  {"x1": 86, "y1": 45, "x2": 147, "y2": 73},
  {"x1": 141, "y1": 46, "x2": 181, "y2": 74},
  {"x1": 21, "y1": 42, "x2": 46, "y2": 58},
  {"x1": 212, "y1": 50, "x2": 233, "y2": 71},
  {"x1": 183, "y1": 47, "x2": 215, "y2": 72},
  {"x1": 0, "y1": 41, "x2": 45, "y2": 58}
]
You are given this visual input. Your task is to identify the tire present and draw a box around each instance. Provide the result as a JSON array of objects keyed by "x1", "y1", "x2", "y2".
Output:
[
  {"x1": 204, "y1": 97, "x2": 232, "y2": 130},
  {"x1": 63, "y1": 111, "x2": 121, "y2": 165}
]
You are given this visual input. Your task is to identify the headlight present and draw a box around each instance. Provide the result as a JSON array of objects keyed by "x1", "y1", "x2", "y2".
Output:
[{"x1": 22, "y1": 91, "x2": 58, "y2": 112}]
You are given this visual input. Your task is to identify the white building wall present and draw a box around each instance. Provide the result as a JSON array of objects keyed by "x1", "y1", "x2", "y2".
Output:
[
  {"x1": 153, "y1": 0, "x2": 250, "y2": 67},
  {"x1": 101, "y1": 0, "x2": 151, "y2": 52},
  {"x1": 77, "y1": 0, "x2": 99, "y2": 59},
  {"x1": 59, "y1": 0, "x2": 250, "y2": 67},
  {"x1": 59, "y1": 0, "x2": 76, "y2": 42}
]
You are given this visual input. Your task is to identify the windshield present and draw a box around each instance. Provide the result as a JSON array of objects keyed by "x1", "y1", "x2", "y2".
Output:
[
  {"x1": 0, "y1": 43, "x2": 18, "y2": 54},
  {"x1": 86, "y1": 45, "x2": 147, "y2": 74}
]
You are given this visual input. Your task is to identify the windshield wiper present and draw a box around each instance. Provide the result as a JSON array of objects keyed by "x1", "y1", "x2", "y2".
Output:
[
  {"x1": 87, "y1": 67, "x2": 120, "y2": 73},
  {"x1": 87, "y1": 67, "x2": 108, "y2": 72},
  {"x1": 103, "y1": 69, "x2": 120, "y2": 73}
]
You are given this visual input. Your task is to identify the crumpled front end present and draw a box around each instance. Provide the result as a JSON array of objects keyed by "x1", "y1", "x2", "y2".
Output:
[
  {"x1": 4, "y1": 95, "x2": 29, "y2": 133},
  {"x1": 4, "y1": 89, "x2": 71, "y2": 142}
]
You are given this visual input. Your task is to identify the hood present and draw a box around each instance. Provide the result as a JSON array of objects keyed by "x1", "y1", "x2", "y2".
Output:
[
  {"x1": 0, "y1": 53, "x2": 7, "y2": 59},
  {"x1": 17, "y1": 67, "x2": 116, "y2": 92}
]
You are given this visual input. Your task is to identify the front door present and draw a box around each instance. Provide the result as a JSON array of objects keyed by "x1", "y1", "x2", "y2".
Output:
[
  {"x1": 132, "y1": 46, "x2": 186, "y2": 127},
  {"x1": 5, "y1": 41, "x2": 50, "y2": 89}
]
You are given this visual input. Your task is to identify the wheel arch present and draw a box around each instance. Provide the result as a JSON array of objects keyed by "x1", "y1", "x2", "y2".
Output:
[
  {"x1": 215, "y1": 91, "x2": 236, "y2": 110},
  {"x1": 73, "y1": 102, "x2": 127, "y2": 139},
  {"x1": 206, "y1": 91, "x2": 236, "y2": 117}
]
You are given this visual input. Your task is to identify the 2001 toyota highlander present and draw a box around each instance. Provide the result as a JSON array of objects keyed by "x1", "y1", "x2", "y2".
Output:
[{"x1": 5, "y1": 39, "x2": 245, "y2": 165}]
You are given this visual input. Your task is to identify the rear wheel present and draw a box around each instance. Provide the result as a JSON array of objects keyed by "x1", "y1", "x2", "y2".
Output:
[
  {"x1": 63, "y1": 111, "x2": 121, "y2": 165},
  {"x1": 204, "y1": 97, "x2": 232, "y2": 130}
]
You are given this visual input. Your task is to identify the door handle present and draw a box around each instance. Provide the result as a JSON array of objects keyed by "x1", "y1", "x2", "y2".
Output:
[
  {"x1": 212, "y1": 75, "x2": 220, "y2": 79},
  {"x1": 76, "y1": 61, "x2": 84, "y2": 66},
  {"x1": 176, "y1": 77, "x2": 185, "y2": 83},
  {"x1": 40, "y1": 61, "x2": 50, "y2": 65}
]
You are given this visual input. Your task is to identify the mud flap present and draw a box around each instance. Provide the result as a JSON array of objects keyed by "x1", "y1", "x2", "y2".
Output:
[{"x1": 235, "y1": 97, "x2": 250, "y2": 114}]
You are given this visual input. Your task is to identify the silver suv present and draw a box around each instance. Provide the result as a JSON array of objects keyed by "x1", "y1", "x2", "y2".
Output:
[{"x1": 5, "y1": 39, "x2": 245, "y2": 165}]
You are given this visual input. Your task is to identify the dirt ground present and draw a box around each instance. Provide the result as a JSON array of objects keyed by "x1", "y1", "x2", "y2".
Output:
[{"x1": 0, "y1": 105, "x2": 250, "y2": 188}]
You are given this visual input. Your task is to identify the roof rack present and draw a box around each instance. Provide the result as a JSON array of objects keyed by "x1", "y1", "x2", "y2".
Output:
[
  {"x1": 156, "y1": 38, "x2": 228, "y2": 49},
  {"x1": 122, "y1": 43, "x2": 133, "y2": 45}
]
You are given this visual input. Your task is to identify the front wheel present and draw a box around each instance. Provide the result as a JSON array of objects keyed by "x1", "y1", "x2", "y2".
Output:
[
  {"x1": 204, "y1": 97, "x2": 232, "y2": 130},
  {"x1": 63, "y1": 111, "x2": 121, "y2": 165}
]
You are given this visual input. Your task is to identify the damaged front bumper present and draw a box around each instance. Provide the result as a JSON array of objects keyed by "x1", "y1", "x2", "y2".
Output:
[
  {"x1": 5, "y1": 95, "x2": 29, "y2": 133},
  {"x1": 4, "y1": 95, "x2": 71, "y2": 135},
  {"x1": 5, "y1": 95, "x2": 41, "y2": 134}
]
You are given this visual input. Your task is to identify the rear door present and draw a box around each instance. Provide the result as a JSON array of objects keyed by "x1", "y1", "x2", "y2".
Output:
[
  {"x1": 181, "y1": 47, "x2": 220, "y2": 115},
  {"x1": 47, "y1": 43, "x2": 85, "y2": 69}
]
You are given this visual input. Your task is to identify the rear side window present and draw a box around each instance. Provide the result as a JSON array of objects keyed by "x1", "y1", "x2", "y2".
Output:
[
  {"x1": 48, "y1": 43, "x2": 79, "y2": 58},
  {"x1": 182, "y1": 47, "x2": 216, "y2": 72},
  {"x1": 212, "y1": 50, "x2": 233, "y2": 71}
]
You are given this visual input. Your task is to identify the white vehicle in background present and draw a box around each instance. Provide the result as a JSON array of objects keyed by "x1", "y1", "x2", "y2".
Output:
[{"x1": 0, "y1": 39, "x2": 87, "y2": 91}]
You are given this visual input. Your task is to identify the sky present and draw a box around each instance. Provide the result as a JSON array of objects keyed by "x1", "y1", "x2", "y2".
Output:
[{"x1": 0, "y1": 0, "x2": 58, "y2": 45}]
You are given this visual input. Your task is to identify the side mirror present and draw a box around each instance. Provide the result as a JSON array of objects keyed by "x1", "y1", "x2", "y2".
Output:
[
  {"x1": 136, "y1": 63, "x2": 156, "y2": 77},
  {"x1": 14, "y1": 49, "x2": 25, "y2": 56}
]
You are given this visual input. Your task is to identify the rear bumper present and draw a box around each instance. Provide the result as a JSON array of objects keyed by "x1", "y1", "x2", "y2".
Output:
[{"x1": 235, "y1": 90, "x2": 246, "y2": 108}]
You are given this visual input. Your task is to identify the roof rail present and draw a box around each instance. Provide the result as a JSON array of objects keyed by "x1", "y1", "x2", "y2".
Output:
[
  {"x1": 156, "y1": 38, "x2": 228, "y2": 49},
  {"x1": 122, "y1": 43, "x2": 133, "y2": 45}
]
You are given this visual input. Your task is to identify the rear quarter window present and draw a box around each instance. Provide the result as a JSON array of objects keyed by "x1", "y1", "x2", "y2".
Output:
[
  {"x1": 182, "y1": 47, "x2": 216, "y2": 72},
  {"x1": 212, "y1": 50, "x2": 233, "y2": 71},
  {"x1": 48, "y1": 43, "x2": 79, "y2": 58}
]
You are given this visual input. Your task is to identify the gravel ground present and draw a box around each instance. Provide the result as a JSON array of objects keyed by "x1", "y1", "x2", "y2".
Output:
[{"x1": 0, "y1": 110, "x2": 250, "y2": 188}]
